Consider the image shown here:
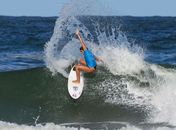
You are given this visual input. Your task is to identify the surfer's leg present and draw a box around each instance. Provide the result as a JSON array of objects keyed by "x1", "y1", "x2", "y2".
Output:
[
  {"x1": 73, "y1": 65, "x2": 95, "y2": 84},
  {"x1": 80, "y1": 58, "x2": 87, "y2": 66},
  {"x1": 73, "y1": 65, "x2": 81, "y2": 84},
  {"x1": 78, "y1": 65, "x2": 95, "y2": 73}
]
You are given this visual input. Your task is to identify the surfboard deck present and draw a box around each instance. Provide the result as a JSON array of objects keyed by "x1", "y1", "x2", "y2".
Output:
[{"x1": 68, "y1": 66, "x2": 84, "y2": 99}]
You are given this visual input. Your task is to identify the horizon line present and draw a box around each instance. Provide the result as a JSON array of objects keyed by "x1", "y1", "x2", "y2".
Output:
[{"x1": 0, "y1": 14, "x2": 176, "y2": 18}]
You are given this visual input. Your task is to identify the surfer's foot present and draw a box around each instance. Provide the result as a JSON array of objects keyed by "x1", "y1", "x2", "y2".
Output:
[{"x1": 72, "y1": 80, "x2": 80, "y2": 84}]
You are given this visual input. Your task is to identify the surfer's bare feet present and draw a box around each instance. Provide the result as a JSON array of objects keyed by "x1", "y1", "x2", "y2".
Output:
[{"x1": 72, "y1": 80, "x2": 80, "y2": 84}]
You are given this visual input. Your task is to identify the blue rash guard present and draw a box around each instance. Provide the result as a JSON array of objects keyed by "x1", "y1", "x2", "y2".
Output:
[{"x1": 84, "y1": 49, "x2": 97, "y2": 68}]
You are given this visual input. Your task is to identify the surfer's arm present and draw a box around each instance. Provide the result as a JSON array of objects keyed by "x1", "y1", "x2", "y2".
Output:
[{"x1": 76, "y1": 30, "x2": 87, "y2": 50}]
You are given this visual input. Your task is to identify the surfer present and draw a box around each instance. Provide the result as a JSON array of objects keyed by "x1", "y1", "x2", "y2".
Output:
[{"x1": 73, "y1": 30, "x2": 102, "y2": 84}]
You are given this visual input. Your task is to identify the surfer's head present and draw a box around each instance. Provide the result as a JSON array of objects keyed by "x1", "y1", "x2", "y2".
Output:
[{"x1": 80, "y1": 46, "x2": 84, "y2": 53}]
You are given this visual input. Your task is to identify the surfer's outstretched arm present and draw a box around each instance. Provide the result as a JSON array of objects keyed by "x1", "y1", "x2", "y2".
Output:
[{"x1": 76, "y1": 30, "x2": 87, "y2": 50}]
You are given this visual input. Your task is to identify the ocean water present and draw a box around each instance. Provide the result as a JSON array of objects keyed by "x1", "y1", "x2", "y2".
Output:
[{"x1": 0, "y1": 1, "x2": 176, "y2": 130}]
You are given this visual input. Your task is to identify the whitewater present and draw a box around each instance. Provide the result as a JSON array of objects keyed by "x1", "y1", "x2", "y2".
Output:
[{"x1": 0, "y1": 0, "x2": 176, "y2": 130}]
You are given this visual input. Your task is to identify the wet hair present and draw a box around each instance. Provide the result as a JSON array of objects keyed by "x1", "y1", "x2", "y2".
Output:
[{"x1": 80, "y1": 46, "x2": 84, "y2": 51}]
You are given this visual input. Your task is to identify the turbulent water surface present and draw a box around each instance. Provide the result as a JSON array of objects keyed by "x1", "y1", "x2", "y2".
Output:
[{"x1": 0, "y1": 1, "x2": 176, "y2": 130}]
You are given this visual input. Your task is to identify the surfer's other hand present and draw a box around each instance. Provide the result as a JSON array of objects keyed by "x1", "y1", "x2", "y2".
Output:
[{"x1": 76, "y1": 29, "x2": 80, "y2": 35}]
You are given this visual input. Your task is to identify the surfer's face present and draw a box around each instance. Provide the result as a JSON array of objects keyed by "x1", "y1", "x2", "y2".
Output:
[{"x1": 80, "y1": 47, "x2": 84, "y2": 54}]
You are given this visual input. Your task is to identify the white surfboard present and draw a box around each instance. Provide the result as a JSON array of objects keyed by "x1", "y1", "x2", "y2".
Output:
[{"x1": 68, "y1": 66, "x2": 84, "y2": 99}]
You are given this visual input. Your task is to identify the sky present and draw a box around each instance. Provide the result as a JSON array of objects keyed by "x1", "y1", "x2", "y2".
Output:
[
  {"x1": 0, "y1": 0, "x2": 176, "y2": 16},
  {"x1": 0, "y1": 0, "x2": 69, "y2": 16}
]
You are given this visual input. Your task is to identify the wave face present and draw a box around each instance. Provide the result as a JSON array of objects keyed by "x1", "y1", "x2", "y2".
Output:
[{"x1": 0, "y1": 0, "x2": 176, "y2": 129}]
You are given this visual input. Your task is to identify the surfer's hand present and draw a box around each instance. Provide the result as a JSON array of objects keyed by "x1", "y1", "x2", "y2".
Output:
[
  {"x1": 76, "y1": 29, "x2": 80, "y2": 35},
  {"x1": 96, "y1": 57, "x2": 103, "y2": 63},
  {"x1": 99, "y1": 58, "x2": 104, "y2": 63}
]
